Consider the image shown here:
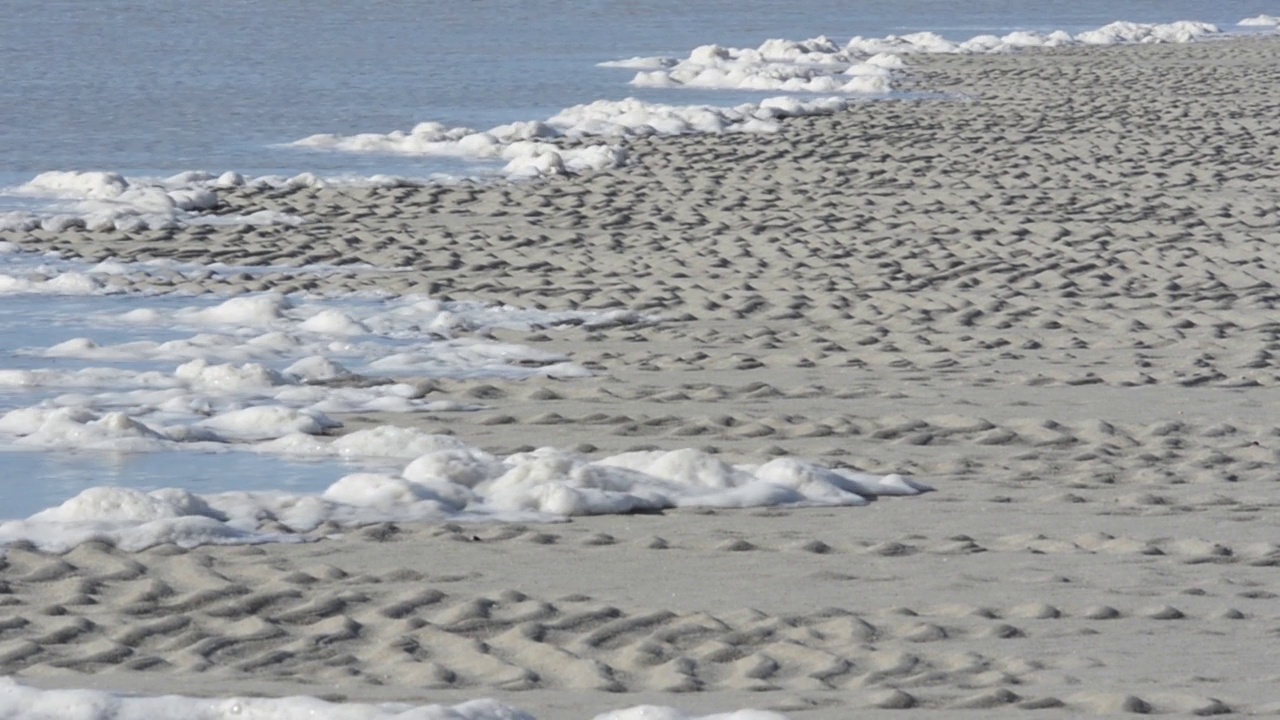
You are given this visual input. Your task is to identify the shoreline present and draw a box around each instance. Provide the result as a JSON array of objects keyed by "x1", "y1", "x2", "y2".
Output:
[
  {"x1": 5, "y1": 36, "x2": 1278, "y2": 296},
  {"x1": 4, "y1": 34, "x2": 1280, "y2": 717}
]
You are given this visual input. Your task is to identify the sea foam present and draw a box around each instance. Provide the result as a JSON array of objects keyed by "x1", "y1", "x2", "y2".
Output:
[
  {"x1": 0, "y1": 273, "x2": 933, "y2": 554},
  {"x1": 0, "y1": 679, "x2": 788, "y2": 720},
  {"x1": 0, "y1": 438, "x2": 931, "y2": 552},
  {"x1": 0, "y1": 290, "x2": 648, "y2": 456},
  {"x1": 1237, "y1": 14, "x2": 1280, "y2": 26},
  {"x1": 626, "y1": 20, "x2": 1221, "y2": 92},
  {"x1": 289, "y1": 96, "x2": 850, "y2": 176},
  {"x1": 1, "y1": 170, "x2": 250, "y2": 233}
]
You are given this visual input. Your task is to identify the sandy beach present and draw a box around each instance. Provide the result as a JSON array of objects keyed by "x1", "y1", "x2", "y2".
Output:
[{"x1": 4, "y1": 35, "x2": 1280, "y2": 717}]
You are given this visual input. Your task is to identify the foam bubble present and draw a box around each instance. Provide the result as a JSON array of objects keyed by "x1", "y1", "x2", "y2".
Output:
[
  {"x1": 0, "y1": 170, "x2": 226, "y2": 233},
  {"x1": 195, "y1": 406, "x2": 340, "y2": 441},
  {"x1": 28, "y1": 486, "x2": 215, "y2": 524},
  {"x1": 616, "y1": 19, "x2": 1220, "y2": 99},
  {"x1": 10, "y1": 408, "x2": 171, "y2": 451},
  {"x1": 0, "y1": 170, "x2": 361, "y2": 233},
  {"x1": 629, "y1": 41, "x2": 896, "y2": 94},
  {"x1": 331, "y1": 426, "x2": 479, "y2": 459},
  {"x1": 299, "y1": 308, "x2": 370, "y2": 335},
  {"x1": 285, "y1": 355, "x2": 355, "y2": 382},
  {"x1": 174, "y1": 359, "x2": 291, "y2": 390},
  {"x1": 0, "y1": 270, "x2": 108, "y2": 295},
  {"x1": 0, "y1": 435, "x2": 931, "y2": 552},
  {"x1": 1238, "y1": 14, "x2": 1280, "y2": 27},
  {"x1": 185, "y1": 293, "x2": 294, "y2": 326},
  {"x1": 288, "y1": 94, "x2": 862, "y2": 174},
  {"x1": 1073, "y1": 20, "x2": 1219, "y2": 45},
  {"x1": 0, "y1": 679, "x2": 785, "y2": 720},
  {"x1": 290, "y1": 120, "x2": 628, "y2": 179}
]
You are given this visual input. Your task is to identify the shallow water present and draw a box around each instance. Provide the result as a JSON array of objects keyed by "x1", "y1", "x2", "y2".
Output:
[{"x1": 0, "y1": 449, "x2": 381, "y2": 518}]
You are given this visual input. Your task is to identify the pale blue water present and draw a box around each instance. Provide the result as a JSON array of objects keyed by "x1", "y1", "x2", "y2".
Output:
[
  {"x1": 0, "y1": 450, "x2": 387, "y2": 518},
  {"x1": 0, "y1": 0, "x2": 1273, "y2": 186}
]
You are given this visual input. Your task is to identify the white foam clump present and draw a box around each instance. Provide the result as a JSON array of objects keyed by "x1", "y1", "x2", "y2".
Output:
[
  {"x1": 1, "y1": 386, "x2": 366, "y2": 450},
  {"x1": 291, "y1": 94, "x2": 855, "y2": 177},
  {"x1": 0, "y1": 393, "x2": 346, "y2": 450},
  {"x1": 300, "y1": 308, "x2": 371, "y2": 335},
  {"x1": 622, "y1": 20, "x2": 1221, "y2": 94},
  {"x1": 0, "y1": 253, "x2": 236, "y2": 297},
  {"x1": 195, "y1": 405, "x2": 341, "y2": 441},
  {"x1": 0, "y1": 679, "x2": 786, "y2": 720},
  {"x1": 0, "y1": 270, "x2": 110, "y2": 295},
  {"x1": 0, "y1": 293, "x2": 646, "y2": 454},
  {"x1": 0, "y1": 408, "x2": 173, "y2": 452},
  {"x1": 483, "y1": 447, "x2": 929, "y2": 515},
  {"x1": 291, "y1": 119, "x2": 629, "y2": 179},
  {"x1": 0, "y1": 171, "x2": 222, "y2": 233},
  {"x1": 285, "y1": 355, "x2": 354, "y2": 382},
  {"x1": 631, "y1": 38, "x2": 900, "y2": 93},
  {"x1": 175, "y1": 358, "x2": 291, "y2": 390},
  {"x1": 4, "y1": 487, "x2": 267, "y2": 551},
  {"x1": 1238, "y1": 15, "x2": 1280, "y2": 27},
  {"x1": 186, "y1": 293, "x2": 295, "y2": 325},
  {"x1": 1072, "y1": 20, "x2": 1220, "y2": 45},
  {"x1": 0, "y1": 430, "x2": 931, "y2": 552},
  {"x1": 0, "y1": 169, "x2": 419, "y2": 234},
  {"x1": 845, "y1": 19, "x2": 1219, "y2": 54},
  {"x1": 598, "y1": 710, "x2": 786, "y2": 720},
  {"x1": 547, "y1": 96, "x2": 849, "y2": 136}
]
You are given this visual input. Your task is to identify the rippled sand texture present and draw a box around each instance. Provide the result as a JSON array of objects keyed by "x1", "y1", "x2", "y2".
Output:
[{"x1": 5, "y1": 36, "x2": 1280, "y2": 718}]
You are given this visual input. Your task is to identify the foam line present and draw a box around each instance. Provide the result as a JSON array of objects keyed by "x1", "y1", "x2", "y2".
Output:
[{"x1": 0, "y1": 438, "x2": 930, "y2": 552}]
